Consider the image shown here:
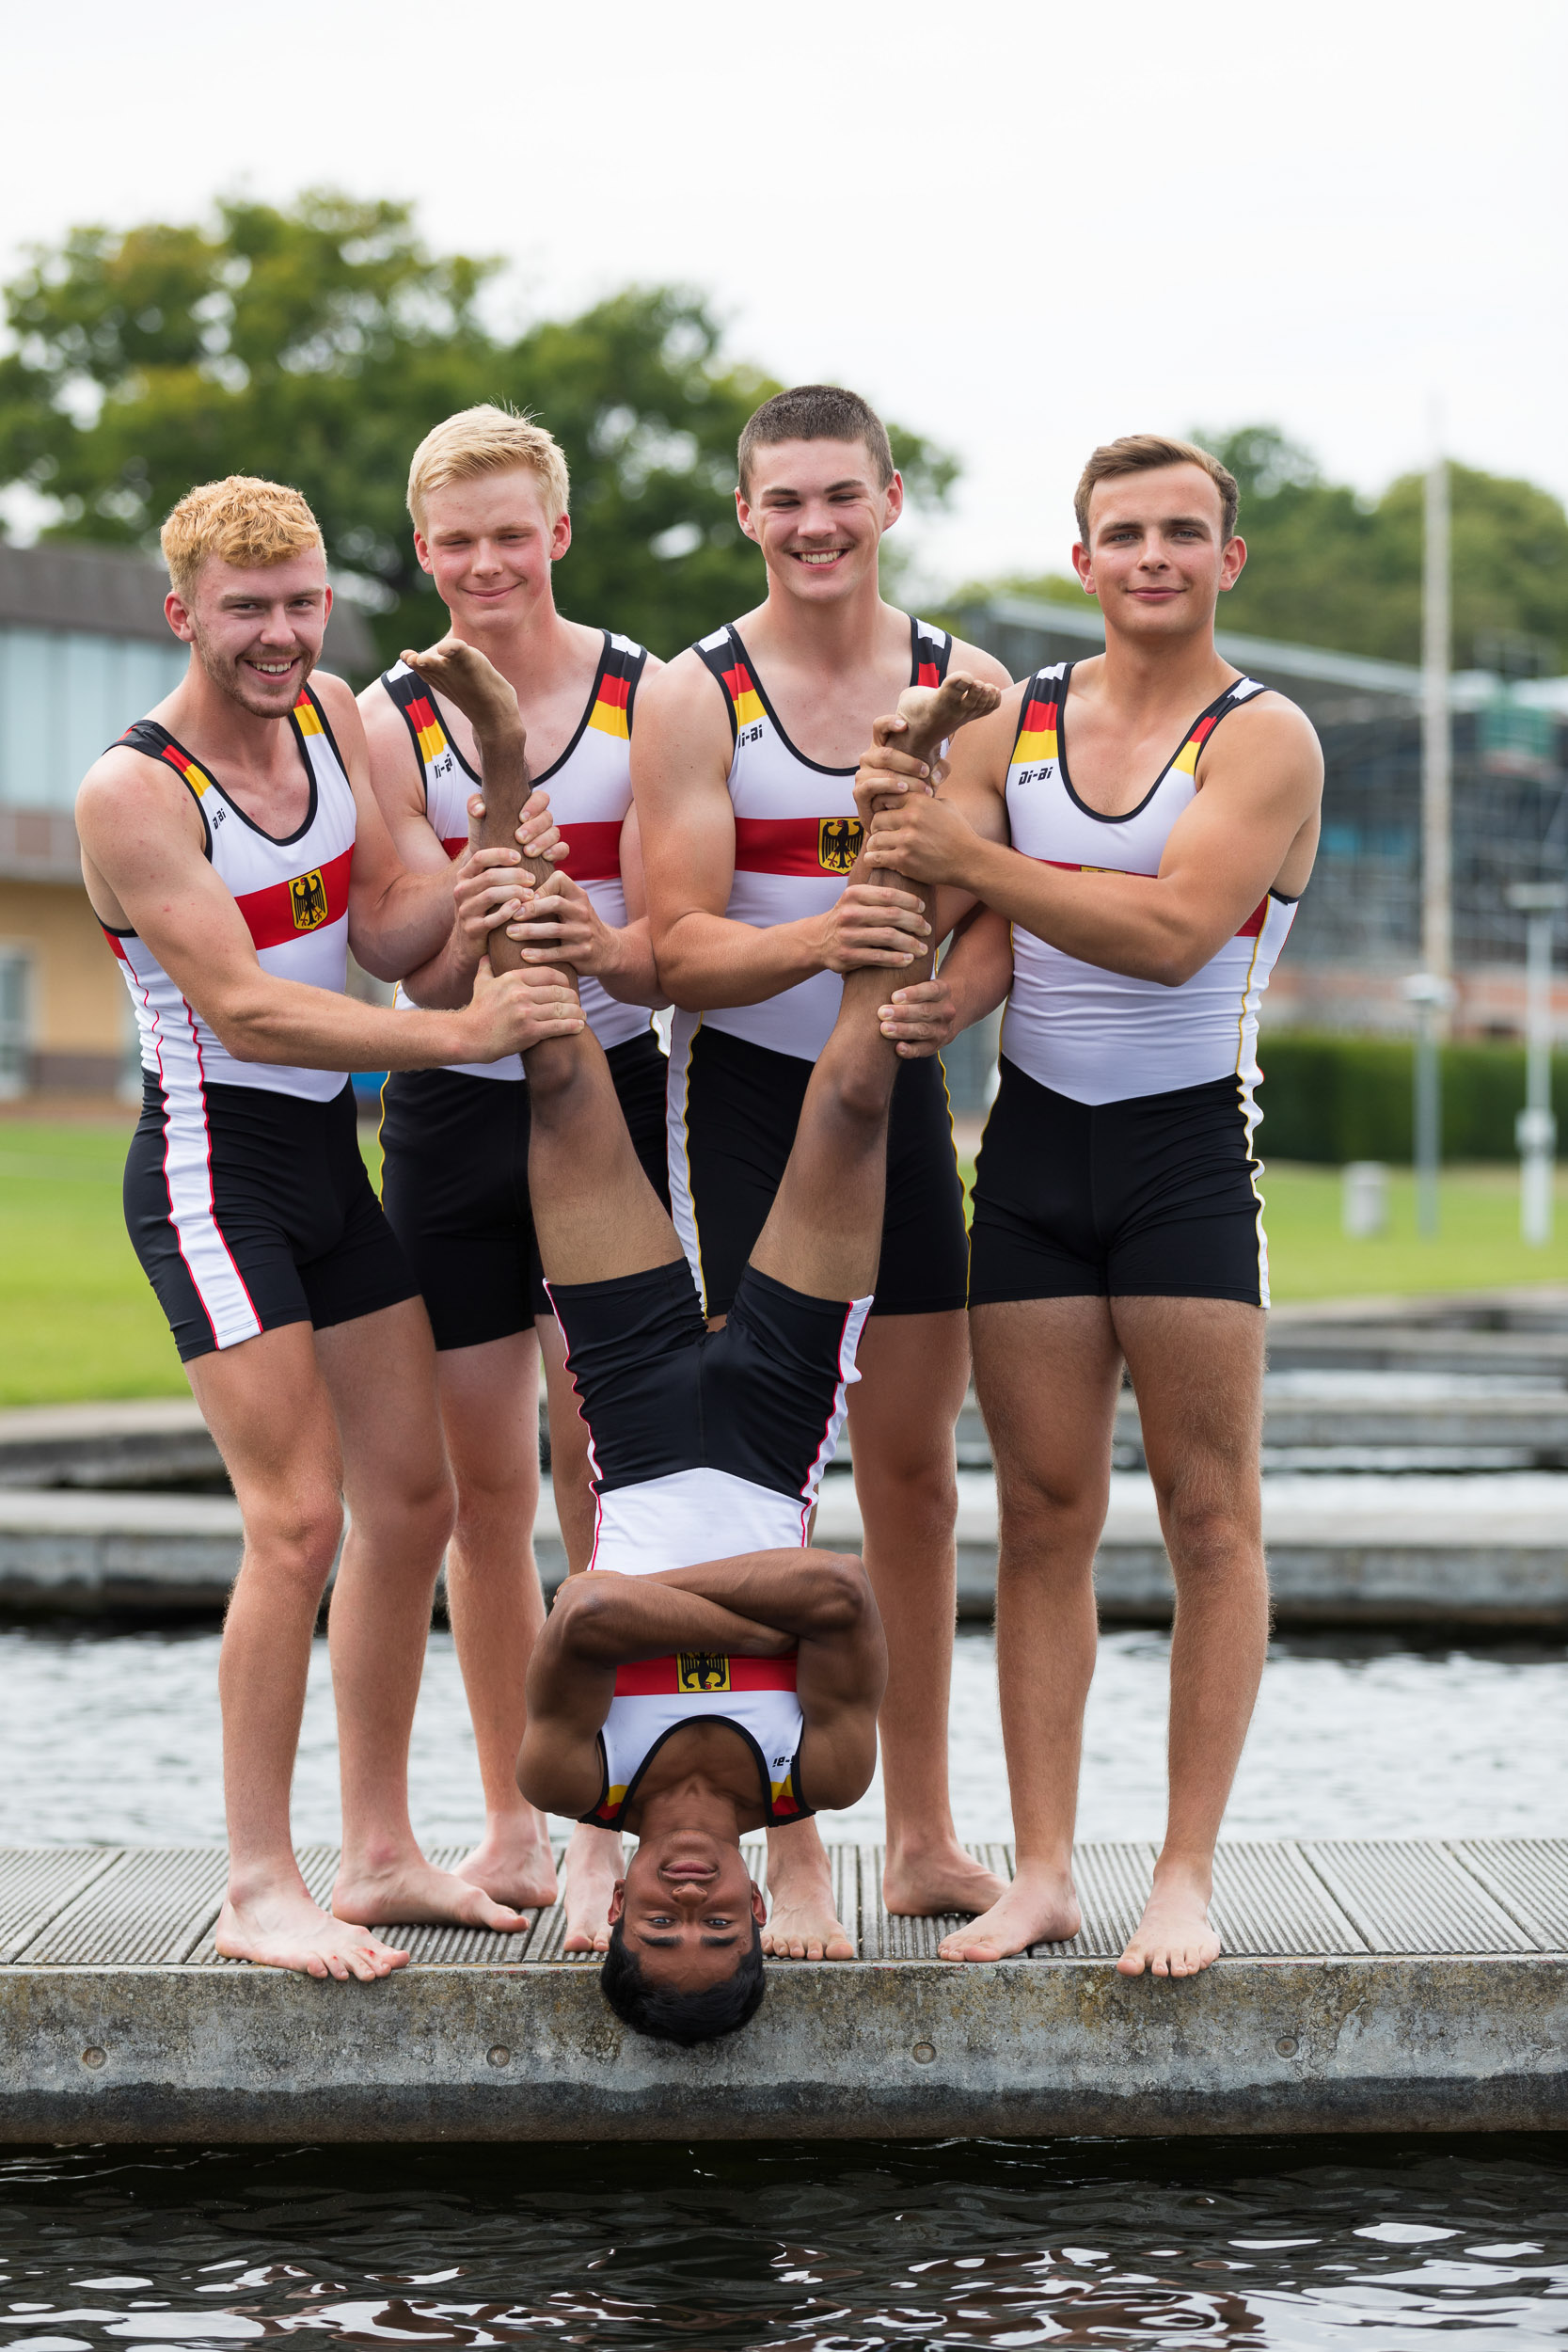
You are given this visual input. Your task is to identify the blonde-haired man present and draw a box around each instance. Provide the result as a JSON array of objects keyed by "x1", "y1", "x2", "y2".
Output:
[
  {"x1": 856, "y1": 434, "x2": 1323, "y2": 1976},
  {"x1": 77, "y1": 474, "x2": 580, "y2": 1980},
  {"x1": 360, "y1": 406, "x2": 667, "y2": 1931}
]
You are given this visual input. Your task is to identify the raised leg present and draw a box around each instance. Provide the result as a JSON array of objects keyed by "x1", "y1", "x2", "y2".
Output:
[
  {"x1": 1112, "y1": 1295, "x2": 1268, "y2": 1979},
  {"x1": 848, "y1": 1309, "x2": 1005, "y2": 1918},
  {"x1": 321, "y1": 1297, "x2": 531, "y2": 1935},
  {"x1": 435, "y1": 1329, "x2": 560, "y2": 1911},
  {"x1": 538, "y1": 1309, "x2": 596, "y2": 1570},
  {"x1": 937, "y1": 1295, "x2": 1123, "y2": 1962},
  {"x1": 189, "y1": 1324, "x2": 406, "y2": 1980}
]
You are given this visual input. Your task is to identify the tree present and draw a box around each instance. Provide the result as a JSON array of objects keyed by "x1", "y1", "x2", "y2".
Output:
[
  {"x1": 0, "y1": 191, "x2": 957, "y2": 665},
  {"x1": 949, "y1": 422, "x2": 1568, "y2": 673}
]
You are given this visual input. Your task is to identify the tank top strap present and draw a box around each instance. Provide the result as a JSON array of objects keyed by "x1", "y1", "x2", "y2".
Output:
[
  {"x1": 911, "y1": 616, "x2": 953, "y2": 688},
  {"x1": 1009, "y1": 661, "x2": 1072, "y2": 768},
  {"x1": 378, "y1": 660, "x2": 480, "y2": 797},
  {"x1": 692, "y1": 622, "x2": 760, "y2": 750},
  {"x1": 1168, "y1": 674, "x2": 1270, "y2": 782},
  {"x1": 588, "y1": 630, "x2": 649, "y2": 742}
]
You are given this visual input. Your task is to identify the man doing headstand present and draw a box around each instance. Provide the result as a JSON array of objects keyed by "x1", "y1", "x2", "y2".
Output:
[{"x1": 517, "y1": 668, "x2": 1000, "y2": 2039}]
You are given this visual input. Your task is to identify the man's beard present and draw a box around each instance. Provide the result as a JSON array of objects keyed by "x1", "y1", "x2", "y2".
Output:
[{"x1": 191, "y1": 627, "x2": 316, "y2": 716}]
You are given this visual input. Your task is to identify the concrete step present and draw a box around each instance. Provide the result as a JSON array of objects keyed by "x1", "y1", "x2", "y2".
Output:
[
  {"x1": 4, "y1": 1470, "x2": 1566, "y2": 1627},
  {"x1": 1, "y1": 1836, "x2": 1564, "y2": 2140}
]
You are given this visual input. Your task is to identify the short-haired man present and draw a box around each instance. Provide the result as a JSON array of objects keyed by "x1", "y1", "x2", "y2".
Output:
[
  {"x1": 76, "y1": 476, "x2": 579, "y2": 1979},
  {"x1": 632, "y1": 386, "x2": 1013, "y2": 1959},
  {"x1": 360, "y1": 406, "x2": 667, "y2": 1922},
  {"x1": 515, "y1": 668, "x2": 1006, "y2": 2036},
  {"x1": 857, "y1": 436, "x2": 1323, "y2": 1975}
]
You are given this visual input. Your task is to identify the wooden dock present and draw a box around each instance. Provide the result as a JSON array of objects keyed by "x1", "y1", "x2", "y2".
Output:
[{"x1": 3, "y1": 1837, "x2": 1567, "y2": 2141}]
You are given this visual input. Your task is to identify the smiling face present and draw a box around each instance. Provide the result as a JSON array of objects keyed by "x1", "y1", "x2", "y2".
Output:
[
  {"x1": 167, "y1": 549, "x2": 331, "y2": 718},
  {"x1": 1073, "y1": 463, "x2": 1246, "y2": 641},
  {"x1": 736, "y1": 437, "x2": 902, "y2": 606},
  {"x1": 415, "y1": 469, "x2": 571, "y2": 639},
  {"x1": 609, "y1": 1829, "x2": 767, "y2": 1993}
]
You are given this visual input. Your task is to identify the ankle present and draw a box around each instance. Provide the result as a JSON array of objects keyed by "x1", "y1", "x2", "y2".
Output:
[{"x1": 1152, "y1": 1848, "x2": 1214, "y2": 1897}]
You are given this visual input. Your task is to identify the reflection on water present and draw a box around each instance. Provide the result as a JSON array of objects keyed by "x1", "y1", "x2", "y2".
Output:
[
  {"x1": 2, "y1": 1624, "x2": 1566, "y2": 1851},
  {"x1": 1, "y1": 2137, "x2": 1566, "y2": 2348}
]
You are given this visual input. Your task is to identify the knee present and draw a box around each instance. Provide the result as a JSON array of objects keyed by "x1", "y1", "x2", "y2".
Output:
[
  {"x1": 996, "y1": 1470, "x2": 1109, "y2": 1555},
  {"x1": 857, "y1": 1450, "x2": 958, "y2": 1536},
  {"x1": 523, "y1": 1037, "x2": 583, "y2": 1120},
  {"x1": 819, "y1": 1053, "x2": 895, "y2": 1135},
  {"x1": 1159, "y1": 1483, "x2": 1259, "y2": 1580},
  {"x1": 241, "y1": 1488, "x2": 343, "y2": 1598}
]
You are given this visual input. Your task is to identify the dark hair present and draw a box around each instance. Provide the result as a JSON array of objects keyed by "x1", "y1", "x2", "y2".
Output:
[
  {"x1": 599, "y1": 1917, "x2": 766, "y2": 2044},
  {"x1": 737, "y1": 386, "x2": 895, "y2": 499},
  {"x1": 1074, "y1": 435, "x2": 1240, "y2": 544}
]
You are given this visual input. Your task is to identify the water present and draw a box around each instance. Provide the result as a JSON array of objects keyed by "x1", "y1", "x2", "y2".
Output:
[
  {"x1": 2, "y1": 2136, "x2": 1567, "y2": 2346},
  {"x1": 6, "y1": 1626, "x2": 1568, "y2": 2335}
]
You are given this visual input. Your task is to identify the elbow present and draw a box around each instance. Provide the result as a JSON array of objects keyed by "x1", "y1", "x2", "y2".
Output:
[
  {"x1": 806, "y1": 1551, "x2": 874, "y2": 1633},
  {"x1": 207, "y1": 992, "x2": 274, "y2": 1064},
  {"x1": 548, "y1": 1572, "x2": 619, "y2": 1656}
]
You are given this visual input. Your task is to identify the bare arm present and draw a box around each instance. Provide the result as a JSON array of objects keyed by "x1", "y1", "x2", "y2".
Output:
[
  {"x1": 633, "y1": 652, "x2": 934, "y2": 1010},
  {"x1": 76, "y1": 748, "x2": 582, "y2": 1074},
  {"x1": 499, "y1": 801, "x2": 668, "y2": 1007},
  {"x1": 862, "y1": 692, "x2": 1323, "y2": 987}
]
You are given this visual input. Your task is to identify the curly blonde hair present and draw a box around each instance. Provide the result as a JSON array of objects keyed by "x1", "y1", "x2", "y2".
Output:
[{"x1": 160, "y1": 476, "x2": 324, "y2": 599}]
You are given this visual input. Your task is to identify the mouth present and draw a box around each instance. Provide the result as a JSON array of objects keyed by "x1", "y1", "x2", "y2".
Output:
[
  {"x1": 245, "y1": 656, "x2": 302, "y2": 679},
  {"x1": 790, "y1": 548, "x2": 851, "y2": 568},
  {"x1": 660, "y1": 1864, "x2": 718, "y2": 1885}
]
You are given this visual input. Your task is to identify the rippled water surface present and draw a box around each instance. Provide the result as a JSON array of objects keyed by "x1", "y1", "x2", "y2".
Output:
[{"x1": 2, "y1": 2137, "x2": 1566, "y2": 2348}]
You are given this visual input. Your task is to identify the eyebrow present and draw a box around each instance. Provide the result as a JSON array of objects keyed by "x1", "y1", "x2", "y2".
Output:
[{"x1": 760, "y1": 478, "x2": 867, "y2": 499}]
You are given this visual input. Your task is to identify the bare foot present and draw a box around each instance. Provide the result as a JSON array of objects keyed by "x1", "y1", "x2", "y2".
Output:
[
  {"x1": 402, "y1": 636, "x2": 524, "y2": 743},
  {"x1": 455, "y1": 1813, "x2": 560, "y2": 1913},
  {"x1": 937, "y1": 1864, "x2": 1081, "y2": 1963},
  {"x1": 1117, "y1": 1862, "x2": 1221, "y2": 1979},
  {"x1": 884, "y1": 1841, "x2": 1006, "y2": 1920},
  {"x1": 215, "y1": 1884, "x2": 408, "y2": 1981},
  {"x1": 331, "y1": 1853, "x2": 531, "y2": 1936},
  {"x1": 892, "y1": 669, "x2": 1004, "y2": 768},
  {"x1": 562, "y1": 1821, "x2": 624, "y2": 1954},
  {"x1": 763, "y1": 1831, "x2": 854, "y2": 1961}
]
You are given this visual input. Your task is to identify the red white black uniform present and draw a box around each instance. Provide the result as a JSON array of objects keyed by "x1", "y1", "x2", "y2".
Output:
[
  {"x1": 667, "y1": 616, "x2": 968, "y2": 1321},
  {"x1": 969, "y1": 664, "x2": 1301, "y2": 1309},
  {"x1": 108, "y1": 687, "x2": 416, "y2": 1361},
  {"x1": 376, "y1": 632, "x2": 668, "y2": 1348}
]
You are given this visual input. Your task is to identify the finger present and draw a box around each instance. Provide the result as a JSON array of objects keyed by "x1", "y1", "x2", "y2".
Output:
[{"x1": 869, "y1": 713, "x2": 911, "y2": 747}]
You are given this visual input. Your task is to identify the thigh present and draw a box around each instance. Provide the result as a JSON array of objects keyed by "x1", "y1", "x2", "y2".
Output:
[
  {"x1": 184, "y1": 1319, "x2": 342, "y2": 1512},
  {"x1": 869, "y1": 1057, "x2": 969, "y2": 1318},
  {"x1": 1112, "y1": 1295, "x2": 1264, "y2": 1497},
  {"x1": 966, "y1": 1059, "x2": 1107, "y2": 1308},
  {"x1": 546, "y1": 1260, "x2": 705, "y2": 1489},
  {"x1": 971, "y1": 1295, "x2": 1123, "y2": 1510},
  {"x1": 672, "y1": 1024, "x2": 803, "y2": 1318},
  {"x1": 705, "y1": 1266, "x2": 870, "y2": 1502},
  {"x1": 1101, "y1": 1077, "x2": 1269, "y2": 1308},
  {"x1": 436, "y1": 1329, "x2": 541, "y2": 1510},
  {"x1": 299, "y1": 1095, "x2": 421, "y2": 1337},
  {"x1": 381, "y1": 1068, "x2": 535, "y2": 1350},
  {"x1": 313, "y1": 1295, "x2": 450, "y2": 1518},
  {"x1": 847, "y1": 1309, "x2": 970, "y2": 1483},
  {"x1": 609, "y1": 1029, "x2": 673, "y2": 1209}
]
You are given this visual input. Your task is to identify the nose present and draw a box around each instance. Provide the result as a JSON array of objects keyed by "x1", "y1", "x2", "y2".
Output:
[
  {"x1": 258, "y1": 604, "x2": 298, "y2": 644},
  {"x1": 470, "y1": 537, "x2": 505, "y2": 574}
]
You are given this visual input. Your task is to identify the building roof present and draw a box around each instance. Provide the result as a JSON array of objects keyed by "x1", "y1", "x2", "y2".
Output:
[{"x1": 0, "y1": 538, "x2": 377, "y2": 677}]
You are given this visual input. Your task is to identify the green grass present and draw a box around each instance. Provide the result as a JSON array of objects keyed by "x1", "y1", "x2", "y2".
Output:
[{"x1": 3, "y1": 1120, "x2": 1567, "y2": 1407}]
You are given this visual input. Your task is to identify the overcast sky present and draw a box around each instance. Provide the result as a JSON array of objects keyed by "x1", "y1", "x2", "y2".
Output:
[{"x1": 5, "y1": 0, "x2": 1564, "y2": 592}]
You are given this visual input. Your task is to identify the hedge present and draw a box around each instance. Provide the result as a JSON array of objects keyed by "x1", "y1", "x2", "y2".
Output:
[{"x1": 1255, "y1": 1032, "x2": 1568, "y2": 1164}]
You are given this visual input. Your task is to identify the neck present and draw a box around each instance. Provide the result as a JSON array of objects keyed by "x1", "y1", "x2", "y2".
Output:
[
  {"x1": 165, "y1": 651, "x2": 302, "y2": 773},
  {"x1": 752, "y1": 564, "x2": 901, "y2": 674},
  {"x1": 633, "y1": 1776, "x2": 744, "y2": 1844},
  {"x1": 1097, "y1": 613, "x2": 1234, "y2": 715},
  {"x1": 451, "y1": 587, "x2": 578, "y2": 697}
]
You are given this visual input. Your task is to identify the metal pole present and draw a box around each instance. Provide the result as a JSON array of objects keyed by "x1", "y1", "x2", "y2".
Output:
[
  {"x1": 1508, "y1": 883, "x2": 1565, "y2": 1247},
  {"x1": 1421, "y1": 445, "x2": 1452, "y2": 1008},
  {"x1": 1403, "y1": 971, "x2": 1451, "y2": 1239}
]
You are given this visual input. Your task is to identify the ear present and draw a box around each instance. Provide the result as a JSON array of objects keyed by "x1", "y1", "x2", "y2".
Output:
[
  {"x1": 881, "y1": 469, "x2": 905, "y2": 529},
  {"x1": 1218, "y1": 533, "x2": 1247, "y2": 592},
  {"x1": 1070, "y1": 541, "x2": 1095, "y2": 596},
  {"x1": 750, "y1": 1881, "x2": 768, "y2": 1927},
  {"x1": 551, "y1": 512, "x2": 572, "y2": 562},
  {"x1": 735, "y1": 485, "x2": 759, "y2": 545},
  {"x1": 165, "y1": 589, "x2": 197, "y2": 644},
  {"x1": 607, "y1": 1878, "x2": 626, "y2": 1926},
  {"x1": 413, "y1": 528, "x2": 435, "y2": 579}
]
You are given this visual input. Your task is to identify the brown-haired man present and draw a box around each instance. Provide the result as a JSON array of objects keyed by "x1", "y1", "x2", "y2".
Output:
[
  {"x1": 631, "y1": 385, "x2": 1012, "y2": 1959},
  {"x1": 359, "y1": 405, "x2": 668, "y2": 1923},
  {"x1": 857, "y1": 435, "x2": 1323, "y2": 1975},
  {"x1": 75, "y1": 475, "x2": 578, "y2": 1980}
]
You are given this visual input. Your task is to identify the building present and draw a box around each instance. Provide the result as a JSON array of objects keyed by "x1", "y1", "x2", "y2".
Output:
[
  {"x1": 0, "y1": 541, "x2": 374, "y2": 1096},
  {"x1": 956, "y1": 596, "x2": 1568, "y2": 1041}
]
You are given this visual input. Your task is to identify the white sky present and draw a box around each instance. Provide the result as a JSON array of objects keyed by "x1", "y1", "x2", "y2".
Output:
[{"x1": 4, "y1": 0, "x2": 1564, "y2": 592}]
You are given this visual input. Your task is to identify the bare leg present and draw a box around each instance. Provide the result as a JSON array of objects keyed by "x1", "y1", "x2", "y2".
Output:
[
  {"x1": 849, "y1": 1311, "x2": 1005, "y2": 1918},
  {"x1": 436, "y1": 1329, "x2": 559, "y2": 1911},
  {"x1": 322, "y1": 1298, "x2": 531, "y2": 1934},
  {"x1": 938, "y1": 1296, "x2": 1123, "y2": 1962},
  {"x1": 1113, "y1": 1295, "x2": 1268, "y2": 1979},
  {"x1": 539, "y1": 1309, "x2": 596, "y2": 1570},
  {"x1": 190, "y1": 1325, "x2": 406, "y2": 1980}
]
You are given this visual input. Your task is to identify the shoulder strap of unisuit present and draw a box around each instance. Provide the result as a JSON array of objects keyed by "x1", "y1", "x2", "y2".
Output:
[
  {"x1": 116, "y1": 720, "x2": 215, "y2": 854},
  {"x1": 1170, "y1": 674, "x2": 1268, "y2": 782},
  {"x1": 378, "y1": 660, "x2": 454, "y2": 799},
  {"x1": 587, "y1": 631, "x2": 649, "y2": 741},
  {"x1": 911, "y1": 617, "x2": 952, "y2": 688},
  {"x1": 692, "y1": 623, "x2": 764, "y2": 749},
  {"x1": 1009, "y1": 662, "x2": 1071, "y2": 767}
]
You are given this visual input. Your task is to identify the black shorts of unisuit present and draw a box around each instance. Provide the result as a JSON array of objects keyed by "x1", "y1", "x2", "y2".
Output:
[
  {"x1": 124, "y1": 1072, "x2": 419, "y2": 1362},
  {"x1": 668, "y1": 1023, "x2": 969, "y2": 1321},
  {"x1": 967, "y1": 1057, "x2": 1270, "y2": 1309},
  {"x1": 378, "y1": 1027, "x2": 672, "y2": 1352},
  {"x1": 546, "y1": 1257, "x2": 866, "y2": 1500}
]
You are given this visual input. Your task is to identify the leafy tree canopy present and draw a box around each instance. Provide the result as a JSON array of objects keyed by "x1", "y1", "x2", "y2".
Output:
[
  {"x1": 0, "y1": 190, "x2": 958, "y2": 665},
  {"x1": 953, "y1": 423, "x2": 1568, "y2": 675}
]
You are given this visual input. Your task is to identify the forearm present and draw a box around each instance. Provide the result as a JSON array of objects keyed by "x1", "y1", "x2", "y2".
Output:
[
  {"x1": 656, "y1": 910, "x2": 826, "y2": 1010},
  {"x1": 961, "y1": 840, "x2": 1216, "y2": 986},
  {"x1": 937, "y1": 909, "x2": 1013, "y2": 1027},
  {"x1": 400, "y1": 924, "x2": 483, "y2": 1011},
  {"x1": 206, "y1": 972, "x2": 478, "y2": 1072},
  {"x1": 561, "y1": 1574, "x2": 794, "y2": 1663},
  {"x1": 349, "y1": 869, "x2": 457, "y2": 985},
  {"x1": 595, "y1": 915, "x2": 668, "y2": 1008}
]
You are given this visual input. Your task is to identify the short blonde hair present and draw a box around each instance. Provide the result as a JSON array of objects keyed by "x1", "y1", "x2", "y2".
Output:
[
  {"x1": 1075, "y1": 435, "x2": 1240, "y2": 544},
  {"x1": 406, "y1": 405, "x2": 570, "y2": 532},
  {"x1": 160, "y1": 476, "x2": 324, "y2": 599}
]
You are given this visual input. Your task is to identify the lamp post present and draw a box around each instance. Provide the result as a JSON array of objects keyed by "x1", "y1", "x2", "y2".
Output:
[
  {"x1": 1402, "y1": 972, "x2": 1453, "y2": 1238},
  {"x1": 1506, "y1": 882, "x2": 1566, "y2": 1246}
]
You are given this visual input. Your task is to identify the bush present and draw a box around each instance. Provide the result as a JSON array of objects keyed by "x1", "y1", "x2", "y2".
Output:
[{"x1": 1255, "y1": 1032, "x2": 1568, "y2": 1163}]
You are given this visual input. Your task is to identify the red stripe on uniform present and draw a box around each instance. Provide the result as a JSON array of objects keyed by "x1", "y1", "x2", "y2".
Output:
[
  {"x1": 234, "y1": 845, "x2": 354, "y2": 951},
  {"x1": 722, "y1": 660, "x2": 755, "y2": 703},
  {"x1": 595, "y1": 672, "x2": 631, "y2": 712},
  {"x1": 611, "y1": 1653, "x2": 800, "y2": 1697},
  {"x1": 734, "y1": 816, "x2": 853, "y2": 877},
  {"x1": 916, "y1": 660, "x2": 941, "y2": 689},
  {"x1": 561, "y1": 818, "x2": 624, "y2": 884},
  {"x1": 101, "y1": 928, "x2": 130, "y2": 961},
  {"x1": 441, "y1": 835, "x2": 467, "y2": 861},
  {"x1": 405, "y1": 693, "x2": 438, "y2": 734}
]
